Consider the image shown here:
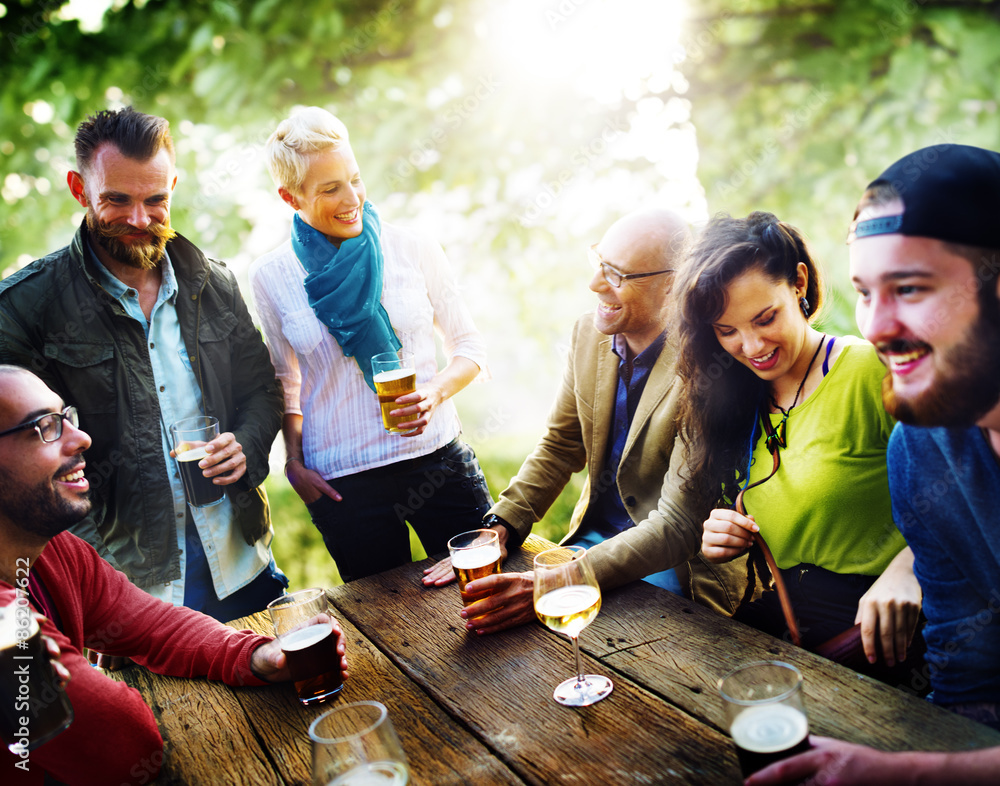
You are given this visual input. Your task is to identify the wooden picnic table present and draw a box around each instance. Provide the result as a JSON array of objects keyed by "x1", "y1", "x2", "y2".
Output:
[{"x1": 115, "y1": 535, "x2": 1000, "y2": 784}]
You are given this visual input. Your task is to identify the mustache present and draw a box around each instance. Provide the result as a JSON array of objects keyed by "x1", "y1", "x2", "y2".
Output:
[
  {"x1": 92, "y1": 218, "x2": 176, "y2": 242},
  {"x1": 876, "y1": 339, "x2": 931, "y2": 355}
]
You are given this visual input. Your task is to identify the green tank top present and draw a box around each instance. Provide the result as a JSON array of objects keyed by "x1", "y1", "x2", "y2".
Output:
[{"x1": 743, "y1": 338, "x2": 905, "y2": 574}]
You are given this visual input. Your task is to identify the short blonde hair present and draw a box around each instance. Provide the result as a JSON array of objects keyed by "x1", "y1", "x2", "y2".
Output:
[{"x1": 266, "y1": 107, "x2": 350, "y2": 194}]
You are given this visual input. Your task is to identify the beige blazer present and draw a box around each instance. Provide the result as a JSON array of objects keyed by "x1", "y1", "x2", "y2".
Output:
[{"x1": 491, "y1": 314, "x2": 746, "y2": 616}]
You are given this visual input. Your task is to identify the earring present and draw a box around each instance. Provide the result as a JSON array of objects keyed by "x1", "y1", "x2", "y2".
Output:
[{"x1": 799, "y1": 296, "x2": 811, "y2": 317}]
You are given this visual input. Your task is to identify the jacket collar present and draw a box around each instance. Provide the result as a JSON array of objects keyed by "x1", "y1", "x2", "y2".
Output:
[{"x1": 71, "y1": 220, "x2": 212, "y2": 295}]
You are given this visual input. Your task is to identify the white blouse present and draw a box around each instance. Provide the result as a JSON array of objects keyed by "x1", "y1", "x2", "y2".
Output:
[{"x1": 249, "y1": 221, "x2": 488, "y2": 479}]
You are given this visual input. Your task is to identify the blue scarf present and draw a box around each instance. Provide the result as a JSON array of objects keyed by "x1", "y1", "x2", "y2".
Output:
[{"x1": 291, "y1": 201, "x2": 401, "y2": 391}]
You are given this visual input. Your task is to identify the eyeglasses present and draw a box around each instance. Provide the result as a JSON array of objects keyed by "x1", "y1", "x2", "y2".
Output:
[
  {"x1": 0, "y1": 406, "x2": 79, "y2": 444},
  {"x1": 589, "y1": 244, "x2": 673, "y2": 288}
]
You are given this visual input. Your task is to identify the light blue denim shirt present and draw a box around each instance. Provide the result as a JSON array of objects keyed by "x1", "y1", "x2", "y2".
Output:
[{"x1": 90, "y1": 248, "x2": 269, "y2": 604}]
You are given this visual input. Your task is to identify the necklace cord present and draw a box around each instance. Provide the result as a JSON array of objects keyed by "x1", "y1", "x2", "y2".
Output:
[{"x1": 767, "y1": 333, "x2": 827, "y2": 450}]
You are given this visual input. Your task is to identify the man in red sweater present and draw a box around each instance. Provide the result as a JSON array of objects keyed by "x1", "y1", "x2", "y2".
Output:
[{"x1": 0, "y1": 365, "x2": 348, "y2": 785}]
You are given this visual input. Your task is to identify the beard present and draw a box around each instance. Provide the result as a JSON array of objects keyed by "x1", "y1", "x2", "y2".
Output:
[
  {"x1": 882, "y1": 296, "x2": 1000, "y2": 427},
  {"x1": 0, "y1": 464, "x2": 92, "y2": 540},
  {"x1": 86, "y1": 208, "x2": 177, "y2": 270}
]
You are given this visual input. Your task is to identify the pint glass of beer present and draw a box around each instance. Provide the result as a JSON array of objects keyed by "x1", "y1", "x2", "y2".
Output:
[
  {"x1": 719, "y1": 661, "x2": 810, "y2": 777},
  {"x1": 310, "y1": 701, "x2": 409, "y2": 786},
  {"x1": 371, "y1": 352, "x2": 417, "y2": 434},
  {"x1": 267, "y1": 588, "x2": 343, "y2": 706},
  {"x1": 169, "y1": 415, "x2": 225, "y2": 508},
  {"x1": 447, "y1": 529, "x2": 502, "y2": 605},
  {"x1": 0, "y1": 602, "x2": 74, "y2": 754}
]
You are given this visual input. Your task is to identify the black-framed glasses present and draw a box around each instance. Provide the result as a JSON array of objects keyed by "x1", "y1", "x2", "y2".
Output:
[
  {"x1": 589, "y1": 244, "x2": 673, "y2": 288},
  {"x1": 0, "y1": 406, "x2": 79, "y2": 444}
]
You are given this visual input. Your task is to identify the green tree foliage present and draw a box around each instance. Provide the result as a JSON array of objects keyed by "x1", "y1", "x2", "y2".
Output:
[
  {"x1": 683, "y1": 0, "x2": 1000, "y2": 334},
  {"x1": 4, "y1": 0, "x2": 1000, "y2": 582}
]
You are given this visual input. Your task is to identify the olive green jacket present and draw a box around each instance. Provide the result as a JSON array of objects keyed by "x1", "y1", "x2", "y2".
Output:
[
  {"x1": 490, "y1": 314, "x2": 746, "y2": 616},
  {"x1": 0, "y1": 222, "x2": 284, "y2": 589}
]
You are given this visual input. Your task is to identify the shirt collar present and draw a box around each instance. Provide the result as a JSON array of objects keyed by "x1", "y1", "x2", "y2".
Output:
[
  {"x1": 612, "y1": 330, "x2": 667, "y2": 369},
  {"x1": 88, "y1": 241, "x2": 177, "y2": 303}
]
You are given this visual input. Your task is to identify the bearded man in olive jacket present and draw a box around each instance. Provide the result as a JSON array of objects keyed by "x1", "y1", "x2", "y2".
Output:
[
  {"x1": 423, "y1": 208, "x2": 747, "y2": 633},
  {"x1": 0, "y1": 107, "x2": 286, "y2": 624}
]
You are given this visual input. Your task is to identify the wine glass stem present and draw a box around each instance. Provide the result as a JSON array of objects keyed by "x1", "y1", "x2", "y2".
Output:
[{"x1": 571, "y1": 634, "x2": 585, "y2": 686}]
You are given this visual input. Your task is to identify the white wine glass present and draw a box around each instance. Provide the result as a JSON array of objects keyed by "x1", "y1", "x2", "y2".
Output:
[{"x1": 533, "y1": 545, "x2": 614, "y2": 706}]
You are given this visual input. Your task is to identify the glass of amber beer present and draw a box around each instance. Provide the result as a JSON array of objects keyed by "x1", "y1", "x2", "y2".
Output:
[
  {"x1": 447, "y1": 529, "x2": 502, "y2": 605},
  {"x1": 169, "y1": 415, "x2": 225, "y2": 508},
  {"x1": 719, "y1": 661, "x2": 810, "y2": 778},
  {"x1": 267, "y1": 588, "x2": 343, "y2": 706},
  {"x1": 371, "y1": 352, "x2": 417, "y2": 434},
  {"x1": 310, "y1": 701, "x2": 409, "y2": 786},
  {"x1": 0, "y1": 602, "x2": 74, "y2": 754}
]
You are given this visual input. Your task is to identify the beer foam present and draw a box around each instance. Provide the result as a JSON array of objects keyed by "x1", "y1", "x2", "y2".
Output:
[
  {"x1": 0, "y1": 600, "x2": 37, "y2": 649},
  {"x1": 730, "y1": 704, "x2": 808, "y2": 753},
  {"x1": 281, "y1": 623, "x2": 332, "y2": 651},
  {"x1": 176, "y1": 446, "x2": 209, "y2": 462},
  {"x1": 451, "y1": 545, "x2": 502, "y2": 570},
  {"x1": 373, "y1": 368, "x2": 415, "y2": 383}
]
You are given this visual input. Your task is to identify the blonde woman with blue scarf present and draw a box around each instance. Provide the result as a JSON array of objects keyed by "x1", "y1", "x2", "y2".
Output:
[{"x1": 250, "y1": 107, "x2": 493, "y2": 582}]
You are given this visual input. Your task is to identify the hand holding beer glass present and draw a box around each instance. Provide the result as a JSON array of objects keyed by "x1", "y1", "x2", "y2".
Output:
[
  {"x1": 0, "y1": 602, "x2": 74, "y2": 754},
  {"x1": 309, "y1": 701, "x2": 409, "y2": 786},
  {"x1": 532, "y1": 546, "x2": 613, "y2": 707},
  {"x1": 169, "y1": 415, "x2": 225, "y2": 508},
  {"x1": 719, "y1": 661, "x2": 810, "y2": 778},
  {"x1": 448, "y1": 529, "x2": 502, "y2": 606},
  {"x1": 267, "y1": 588, "x2": 344, "y2": 706},
  {"x1": 371, "y1": 352, "x2": 417, "y2": 434}
]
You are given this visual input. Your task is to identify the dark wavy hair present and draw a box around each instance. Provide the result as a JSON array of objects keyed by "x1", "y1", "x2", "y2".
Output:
[
  {"x1": 74, "y1": 106, "x2": 175, "y2": 173},
  {"x1": 673, "y1": 211, "x2": 823, "y2": 514}
]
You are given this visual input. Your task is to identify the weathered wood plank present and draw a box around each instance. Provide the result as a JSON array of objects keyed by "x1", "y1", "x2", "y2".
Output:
[
  {"x1": 587, "y1": 582, "x2": 1000, "y2": 753},
  {"x1": 111, "y1": 666, "x2": 280, "y2": 785},
  {"x1": 227, "y1": 610, "x2": 526, "y2": 786},
  {"x1": 330, "y1": 556, "x2": 742, "y2": 785}
]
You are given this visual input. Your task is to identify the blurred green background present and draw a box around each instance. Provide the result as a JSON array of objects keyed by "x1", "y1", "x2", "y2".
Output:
[{"x1": 4, "y1": 0, "x2": 1000, "y2": 588}]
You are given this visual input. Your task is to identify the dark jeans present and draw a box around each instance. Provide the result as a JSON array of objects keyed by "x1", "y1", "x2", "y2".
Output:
[
  {"x1": 736, "y1": 562, "x2": 927, "y2": 690},
  {"x1": 735, "y1": 563, "x2": 876, "y2": 649},
  {"x1": 307, "y1": 439, "x2": 494, "y2": 582},
  {"x1": 182, "y1": 510, "x2": 289, "y2": 622}
]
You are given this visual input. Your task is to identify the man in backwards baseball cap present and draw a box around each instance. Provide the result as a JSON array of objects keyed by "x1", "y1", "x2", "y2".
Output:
[{"x1": 750, "y1": 145, "x2": 1000, "y2": 784}]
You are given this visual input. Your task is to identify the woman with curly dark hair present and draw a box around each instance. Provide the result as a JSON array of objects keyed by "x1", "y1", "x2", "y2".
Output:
[{"x1": 673, "y1": 211, "x2": 920, "y2": 670}]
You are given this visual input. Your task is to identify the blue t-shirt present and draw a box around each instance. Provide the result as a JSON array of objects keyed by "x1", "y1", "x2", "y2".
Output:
[{"x1": 889, "y1": 423, "x2": 1000, "y2": 704}]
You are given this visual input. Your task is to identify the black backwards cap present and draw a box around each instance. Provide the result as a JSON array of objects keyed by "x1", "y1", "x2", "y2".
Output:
[{"x1": 850, "y1": 143, "x2": 1000, "y2": 249}]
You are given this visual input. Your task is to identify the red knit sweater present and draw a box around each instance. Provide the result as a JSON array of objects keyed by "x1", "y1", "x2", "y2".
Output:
[{"x1": 1, "y1": 532, "x2": 272, "y2": 785}]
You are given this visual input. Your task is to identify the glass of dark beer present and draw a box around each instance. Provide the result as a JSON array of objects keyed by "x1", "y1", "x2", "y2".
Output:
[
  {"x1": 719, "y1": 661, "x2": 810, "y2": 778},
  {"x1": 371, "y1": 352, "x2": 417, "y2": 434},
  {"x1": 267, "y1": 588, "x2": 343, "y2": 706},
  {"x1": 169, "y1": 415, "x2": 225, "y2": 508},
  {"x1": 309, "y1": 701, "x2": 409, "y2": 786},
  {"x1": 447, "y1": 529, "x2": 502, "y2": 606},
  {"x1": 0, "y1": 602, "x2": 74, "y2": 754}
]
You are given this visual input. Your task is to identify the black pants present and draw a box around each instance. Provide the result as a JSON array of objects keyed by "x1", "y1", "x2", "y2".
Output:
[
  {"x1": 736, "y1": 563, "x2": 927, "y2": 691},
  {"x1": 307, "y1": 439, "x2": 494, "y2": 582},
  {"x1": 735, "y1": 563, "x2": 876, "y2": 649}
]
